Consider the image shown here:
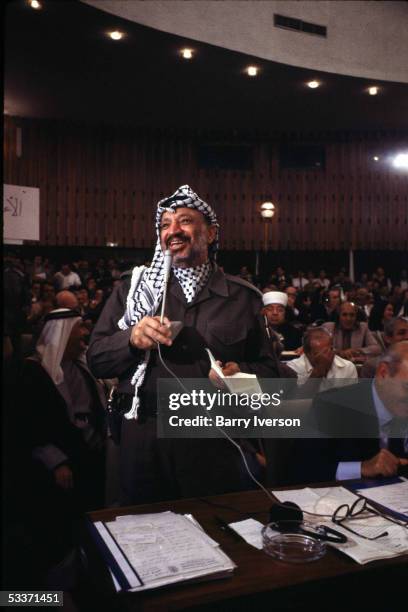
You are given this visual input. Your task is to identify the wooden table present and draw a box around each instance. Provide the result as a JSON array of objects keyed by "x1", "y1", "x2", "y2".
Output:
[{"x1": 84, "y1": 488, "x2": 408, "y2": 611}]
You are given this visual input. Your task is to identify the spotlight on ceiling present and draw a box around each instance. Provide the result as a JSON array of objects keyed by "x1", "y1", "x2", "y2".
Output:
[
  {"x1": 29, "y1": 0, "x2": 42, "y2": 9},
  {"x1": 109, "y1": 31, "x2": 124, "y2": 41},
  {"x1": 181, "y1": 48, "x2": 194, "y2": 59},
  {"x1": 260, "y1": 201, "x2": 276, "y2": 218},
  {"x1": 246, "y1": 66, "x2": 259, "y2": 77},
  {"x1": 368, "y1": 86, "x2": 379, "y2": 96},
  {"x1": 373, "y1": 156, "x2": 379, "y2": 162},
  {"x1": 307, "y1": 80, "x2": 320, "y2": 89},
  {"x1": 392, "y1": 153, "x2": 408, "y2": 170}
]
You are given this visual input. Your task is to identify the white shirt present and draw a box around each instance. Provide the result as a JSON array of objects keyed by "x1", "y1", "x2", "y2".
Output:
[
  {"x1": 292, "y1": 277, "x2": 307, "y2": 289},
  {"x1": 287, "y1": 353, "x2": 358, "y2": 388},
  {"x1": 54, "y1": 270, "x2": 82, "y2": 289}
]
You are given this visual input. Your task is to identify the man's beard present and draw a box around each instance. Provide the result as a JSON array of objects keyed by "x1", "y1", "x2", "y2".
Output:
[{"x1": 166, "y1": 232, "x2": 209, "y2": 268}]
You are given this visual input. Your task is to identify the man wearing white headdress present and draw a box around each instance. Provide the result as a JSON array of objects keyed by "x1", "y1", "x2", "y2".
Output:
[
  {"x1": 18, "y1": 308, "x2": 107, "y2": 579},
  {"x1": 21, "y1": 309, "x2": 106, "y2": 505},
  {"x1": 88, "y1": 185, "x2": 278, "y2": 504}
]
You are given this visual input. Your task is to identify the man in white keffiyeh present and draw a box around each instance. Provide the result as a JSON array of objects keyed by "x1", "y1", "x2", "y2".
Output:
[{"x1": 87, "y1": 185, "x2": 278, "y2": 504}]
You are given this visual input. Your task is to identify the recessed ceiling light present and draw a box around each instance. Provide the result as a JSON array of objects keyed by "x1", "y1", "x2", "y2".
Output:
[
  {"x1": 246, "y1": 66, "x2": 258, "y2": 77},
  {"x1": 368, "y1": 86, "x2": 379, "y2": 96},
  {"x1": 29, "y1": 0, "x2": 42, "y2": 9},
  {"x1": 307, "y1": 80, "x2": 320, "y2": 89},
  {"x1": 109, "y1": 31, "x2": 123, "y2": 41},
  {"x1": 373, "y1": 156, "x2": 379, "y2": 162},
  {"x1": 181, "y1": 48, "x2": 194, "y2": 59}
]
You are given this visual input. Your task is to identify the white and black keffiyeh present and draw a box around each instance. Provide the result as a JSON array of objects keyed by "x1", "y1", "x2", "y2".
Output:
[
  {"x1": 173, "y1": 262, "x2": 211, "y2": 303},
  {"x1": 118, "y1": 185, "x2": 219, "y2": 419}
]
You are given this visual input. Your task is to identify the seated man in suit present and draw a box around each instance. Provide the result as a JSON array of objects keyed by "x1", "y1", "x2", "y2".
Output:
[
  {"x1": 360, "y1": 316, "x2": 408, "y2": 378},
  {"x1": 290, "y1": 341, "x2": 408, "y2": 484},
  {"x1": 322, "y1": 301, "x2": 381, "y2": 363}
]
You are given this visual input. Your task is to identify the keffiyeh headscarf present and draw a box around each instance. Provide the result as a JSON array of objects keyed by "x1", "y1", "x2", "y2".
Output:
[
  {"x1": 34, "y1": 308, "x2": 82, "y2": 385},
  {"x1": 118, "y1": 185, "x2": 219, "y2": 419}
]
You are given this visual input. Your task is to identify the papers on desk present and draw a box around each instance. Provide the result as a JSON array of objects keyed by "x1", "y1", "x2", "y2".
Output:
[
  {"x1": 228, "y1": 518, "x2": 265, "y2": 550},
  {"x1": 90, "y1": 511, "x2": 236, "y2": 592},
  {"x1": 206, "y1": 349, "x2": 263, "y2": 394},
  {"x1": 272, "y1": 486, "x2": 408, "y2": 565},
  {"x1": 355, "y1": 479, "x2": 408, "y2": 520}
]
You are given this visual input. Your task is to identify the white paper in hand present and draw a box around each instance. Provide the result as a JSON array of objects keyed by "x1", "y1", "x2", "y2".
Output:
[{"x1": 206, "y1": 348, "x2": 262, "y2": 394}]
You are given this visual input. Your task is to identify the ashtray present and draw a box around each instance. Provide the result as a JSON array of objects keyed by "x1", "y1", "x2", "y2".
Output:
[{"x1": 262, "y1": 521, "x2": 327, "y2": 563}]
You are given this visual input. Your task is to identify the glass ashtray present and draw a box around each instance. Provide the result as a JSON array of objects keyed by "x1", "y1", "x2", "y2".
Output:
[{"x1": 262, "y1": 521, "x2": 327, "y2": 563}]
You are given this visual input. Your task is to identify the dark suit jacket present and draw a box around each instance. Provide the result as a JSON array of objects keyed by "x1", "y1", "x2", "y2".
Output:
[{"x1": 289, "y1": 380, "x2": 383, "y2": 484}]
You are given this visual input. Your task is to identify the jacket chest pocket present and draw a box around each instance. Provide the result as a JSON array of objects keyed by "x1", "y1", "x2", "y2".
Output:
[{"x1": 206, "y1": 322, "x2": 249, "y2": 359}]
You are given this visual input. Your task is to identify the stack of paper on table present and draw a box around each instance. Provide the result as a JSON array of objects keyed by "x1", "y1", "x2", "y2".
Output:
[
  {"x1": 355, "y1": 479, "x2": 408, "y2": 520},
  {"x1": 271, "y1": 486, "x2": 408, "y2": 564},
  {"x1": 90, "y1": 511, "x2": 235, "y2": 592}
]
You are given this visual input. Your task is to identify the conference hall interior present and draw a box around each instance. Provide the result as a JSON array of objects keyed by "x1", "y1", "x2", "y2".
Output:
[{"x1": 3, "y1": 1, "x2": 408, "y2": 611}]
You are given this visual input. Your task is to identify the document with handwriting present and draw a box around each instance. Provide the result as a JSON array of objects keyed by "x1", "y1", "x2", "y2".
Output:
[{"x1": 93, "y1": 511, "x2": 235, "y2": 592}]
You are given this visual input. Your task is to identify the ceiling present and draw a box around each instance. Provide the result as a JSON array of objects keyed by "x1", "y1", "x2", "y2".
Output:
[{"x1": 4, "y1": 0, "x2": 408, "y2": 132}]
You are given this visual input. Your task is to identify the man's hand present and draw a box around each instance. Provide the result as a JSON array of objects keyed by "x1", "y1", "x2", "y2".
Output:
[
  {"x1": 130, "y1": 316, "x2": 172, "y2": 350},
  {"x1": 54, "y1": 464, "x2": 74, "y2": 489},
  {"x1": 361, "y1": 448, "x2": 408, "y2": 478},
  {"x1": 310, "y1": 347, "x2": 334, "y2": 378},
  {"x1": 222, "y1": 361, "x2": 240, "y2": 376},
  {"x1": 208, "y1": 361, "x2": 240, "y2": 388},
  {"x1": 337, "y1": 348, "x2": 361, "y2": 361}
]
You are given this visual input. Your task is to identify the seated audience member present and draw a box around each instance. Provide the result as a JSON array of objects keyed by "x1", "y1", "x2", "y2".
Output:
[
  {"x1": 399, "y1": 270, "x2": 408, "y2": 291},
  {"x1": 305, "y1": 270, "x2": 316, "y2": 286},
  {"x1": 322, "y1": 302, "x2": 381, "y2": 362},
  {"x1": 291, "y1": 342, "x2": 408, "y2": 485},
  {"x1": 372, "y1": 266, "x2": 392, "y2": 290},
  {"x1": 18, "y1": 309, "x2": 107, "y2": 581},
  {"x1": 287, "y1": 327, "x2": 357, "y2": 393},
  {"x1": 285, "y1": 286, "x2": 299, "y2": 319},
  {"x1": 262, "y1": 291, "x2": 302, "y2": 351},
  {"x1": 354, "y1": 287, "x2": 373, "y2": 321},
  {"x1": 270, "y1": 266, "x2": 290, "y2": 288},
  {"x1": 238, "y1": 265, "x2": 254, "y2": 284},
  {"x1": 292, "y1": 270, "x2": 307, "y2": 290},
  {"x1": 54, "y1": 263, "x2": 82, "y2": 291},
  {"x1": 86, "y1": 288, "x2": 106, "y2": 323},
  {"x1": 31, "y1": 255, "x2": 48, "y2": 281},
  {"x1": 297, "y1": 290, "x2": 315, "y2": 326},
  {"x1": 311, "y1": 287, "x2": 341, "y2": 323},
  {"x1": 86, "y1": 277, "x2": 97, "y2": 299},
  {"x1": 55, "y1": 290, "x2": 79, "y2": 311},
  {"x1": 368, "y1": 301, "x2": 395, "y2": 350},
  {"x1": 395, "y1": 289, "x2": 408, "y2": 318},
  {"x1": 316, "y1": 269, "x2": 330, "y2": 289},
  {"x1": 360, "y1": 316, "x2": 408, "y2": 378},
  {"x1": 76, "y1": 288, "x2": 91, "y2": 317}
]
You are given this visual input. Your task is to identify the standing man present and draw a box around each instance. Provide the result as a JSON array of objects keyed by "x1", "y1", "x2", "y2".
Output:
[{"x1": 87, "y1": 185, "x2": 277, "y2": 504}]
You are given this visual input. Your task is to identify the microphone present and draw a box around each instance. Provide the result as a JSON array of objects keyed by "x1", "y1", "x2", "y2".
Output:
[{"x1": 160, "y1": 250, "x2": 172, "y2": 324}]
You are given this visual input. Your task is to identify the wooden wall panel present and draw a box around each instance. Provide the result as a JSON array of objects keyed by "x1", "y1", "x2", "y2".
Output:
[{"x1": 3, "y1": 116, "x2": 408, "y2": 250}]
